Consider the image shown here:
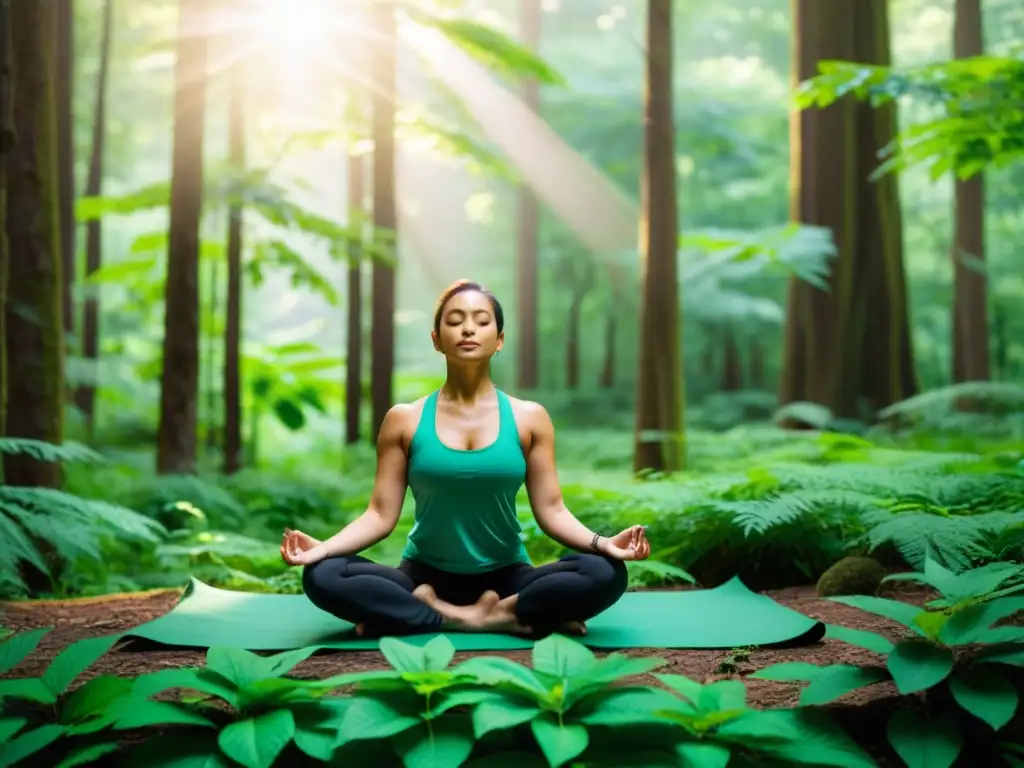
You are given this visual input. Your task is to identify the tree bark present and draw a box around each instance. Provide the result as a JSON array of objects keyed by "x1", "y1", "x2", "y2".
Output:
[
  {"x1": 516, "y1": 0, "x2": 541, "y2": 391},
  {"x1": 370, "y1": 2, "x2": 397, "y2": 441},
  {"x1": 599, "y1": 311, "x2": 616, "y2": 389},
  {"x1": 345, "y1": 153, "x2": 364, "y2": 445},
  {"x1": 4, "y1": 0, "x2": 64, "y2": 486},
  {"x1": 633, "y1": 0, "x2": 684, "y2": 473},
  {"x1": 156, "y1": 0, "x2": 208, "y2": 474},
  {"x1": 222, "y1": 58, "x2": 244, "y2": 474},
  {"x1": 74, "y1": 0, "x2": 112, "y2": 439},
  {"x1": 951, "y1": 0, "x2": 988, "y2": 384},
  {"x1": 564, "y1": 261, "x2": 594, "y2": 390},
  {"x1": 721, "y1": 329, "x2": 742, "y2": 390},
  {"x1": 780, "y1": 0, "x2": 916, "y2": 421},
  {"x1": 0, "y1": 0, "x2": 12, "y2": 439},
  {"x1": 56, "y1": 0, "x2": 74, "y2": 342}
]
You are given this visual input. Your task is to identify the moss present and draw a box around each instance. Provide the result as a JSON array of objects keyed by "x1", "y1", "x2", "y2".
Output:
[{"x1": 816, "y1": 556, "x2": 886, "y2": 597}]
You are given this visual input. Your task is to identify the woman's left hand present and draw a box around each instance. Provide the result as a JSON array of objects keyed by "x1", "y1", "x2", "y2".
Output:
[{"x1": 601, "y1": 525, "x2": 650, "y2": 561}]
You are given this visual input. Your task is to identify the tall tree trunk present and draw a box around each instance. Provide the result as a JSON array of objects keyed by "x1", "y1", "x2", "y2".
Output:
[
  {"x1": 599, "y1": 310, "x2": 616, "y2": 388},
  {"x1": 951, "y1": 0, "x2": 988, "y2": 384},
  {"x1": 634, "y1": 0, "x2": 683, "y2": 473},
  {"x1": 370, "y1": 2, "x2": 397, "y2": 441},
  {"x1": 780, "y1": 0, "x2": 916, "y2": 421},
  {"x1": 0, "y1": 0, "x2": 12, "y2": 439},
  {"x1": 721, "y1": 329, "x2": 742, "y2": 390},
  {"x1": 223, "y1": 62, "x2": 244, "y2": 474},
  {"x1": 157, "y1": 0, "x2": 208, "y2": 474},
  {"x1": 56, "y1": 0, "x2": 74, "y2": 343},
  {"x1": 516, "y1": 0, "x2": 541, "y2": 391},
  {"x1": 345, "y1": 153, "x2": 364, "y2": 445},
  {"x1": 4, "y1": 0, "x2": 64, "y2": 486},
  {"x1": 75, "y1": 0, "x2": 112, "y2": 441},
  {"x1": 564, "y1": 262, "x2": 594, "y2": 390}
]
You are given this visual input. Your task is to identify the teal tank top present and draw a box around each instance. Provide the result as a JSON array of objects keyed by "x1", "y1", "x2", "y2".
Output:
[{"x1": 401, "y1": 389, "x2": 532, "y2": 573}]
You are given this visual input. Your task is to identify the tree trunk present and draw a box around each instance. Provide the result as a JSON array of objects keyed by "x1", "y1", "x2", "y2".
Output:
[
  {"x1": 951, "y1": 0, "x2": 988, "y2": 384},
  {"x1": 222, "y1": 61, "x2": 244, "y2": 474},
  {"x1": 74, "y1": 0, "x2": 112, "y2": 440},
  {"x1": 721, "y1": 329, "x2": 742, "y2": 390},
  {"x1": 564, "y1": 262, "x2": 594, "y2": 390},
  {"x1": 56, "y1": 0, "x2": 74, "y2": 343},
  {"x1": 370, "y1": 2, "x2": 397, "y2": 441},
  {"x1": 4, "y1": 0, "x2": 64, "y2": 486},
  {"x1": 633, "y1": 0, "x2": 684, "y2": 473},
  {"x1": 156, "y1": 0, "x2": 208, "y2": 474},
  {"x1": 780, "y1": 0, "x2": 916, "y2": 421},
  {"x1": 516, "y1": 0, "x2": 541, "y2": 391},
  {"x1": 345, "y1": 153, "x2": 364, "y2": 445},
  {"x1": 749, "y1": 337, "x2": 765, "y2": 388},
  {"x1": 599, "y1": 311, "x2": 616, "y2": 389},
  {"x1": 0, "y1": 0, "x2": 12, "y2": 439}
]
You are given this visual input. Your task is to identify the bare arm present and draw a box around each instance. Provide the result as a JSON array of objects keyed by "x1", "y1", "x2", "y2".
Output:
[{"x1": 305, "y1": 406, "x2": 409, "y2": 560}]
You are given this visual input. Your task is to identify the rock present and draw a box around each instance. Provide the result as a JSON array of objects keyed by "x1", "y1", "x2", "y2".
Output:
[{"x1": 816, "y1": 556, "x2": 886, "y2": 597}]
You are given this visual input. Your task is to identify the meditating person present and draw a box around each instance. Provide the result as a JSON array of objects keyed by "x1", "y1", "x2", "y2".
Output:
[{"x1": 279, "y1": 279, "x2": 650, "y2": 637}]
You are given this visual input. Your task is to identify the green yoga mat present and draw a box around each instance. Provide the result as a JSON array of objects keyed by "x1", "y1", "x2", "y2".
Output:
[{"x1": 120, "y1": 577, "x2": 824, "y2": 652}]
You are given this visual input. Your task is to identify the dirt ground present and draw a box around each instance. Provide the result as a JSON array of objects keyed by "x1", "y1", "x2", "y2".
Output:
[{"x1": 0, "y1": 583, "x2": 962, "y2": 767}]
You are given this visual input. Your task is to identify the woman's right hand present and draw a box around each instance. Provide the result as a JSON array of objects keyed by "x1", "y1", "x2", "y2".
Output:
[{"x1": 280, "y1": 528, "x2": 325, "y2": 567}]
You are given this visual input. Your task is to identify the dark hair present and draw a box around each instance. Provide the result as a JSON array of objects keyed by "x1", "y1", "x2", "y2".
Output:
[{"x1": 433, "y1": 279, "x2": 504, "y2": 335}]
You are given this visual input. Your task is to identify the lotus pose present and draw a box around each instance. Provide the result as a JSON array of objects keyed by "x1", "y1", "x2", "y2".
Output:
[{"x1": 280, "y1": 280, "x2": 650, "y2": 637}]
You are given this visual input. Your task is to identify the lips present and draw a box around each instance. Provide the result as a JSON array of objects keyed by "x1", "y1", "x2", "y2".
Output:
[{"x1": 457, "y1": 341, "x2": 479, "y2": 349}]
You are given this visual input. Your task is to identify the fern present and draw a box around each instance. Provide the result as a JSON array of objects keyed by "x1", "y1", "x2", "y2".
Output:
[
  {"x1": 709, "y1": 489, "x2": 884, "y2": 536},
  {"x1": 0, "y1": 437, "x2": 104, "y2": 464},
  {"x1": 0, "y1": 486, "x2": 165, "y2": 598}
]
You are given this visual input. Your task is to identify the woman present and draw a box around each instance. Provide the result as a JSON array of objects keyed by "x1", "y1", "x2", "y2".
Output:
[{"x1": 280, "y1": 279, "x2": 650, "y2": 638}]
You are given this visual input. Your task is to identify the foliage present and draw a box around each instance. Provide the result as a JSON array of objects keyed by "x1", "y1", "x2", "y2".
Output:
[
  {"x1": 752, "y1": 555, "x2": 1024, "y2": 768},
  {"x1": 0, "y1": 627, "x2": 878, "y2": 767},
  {"x1": 795, "y1": 49, "x2": 1024, "y2": 179}
]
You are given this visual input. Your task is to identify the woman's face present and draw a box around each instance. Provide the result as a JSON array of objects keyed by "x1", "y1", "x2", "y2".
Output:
[{"x1": 432, "y1": 289, "x2": 503, "y2": 362}]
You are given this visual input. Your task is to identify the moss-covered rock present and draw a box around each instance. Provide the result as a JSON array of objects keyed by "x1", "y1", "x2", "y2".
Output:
[{"x1": 816, "y1": 556, "x2": 886, "y2": 597}]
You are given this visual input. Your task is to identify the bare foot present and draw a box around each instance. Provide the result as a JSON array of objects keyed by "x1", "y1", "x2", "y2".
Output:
[
  {"x1": 558, "y1": 621, "x2": 587, "y2": 636},
  {"x1": 461, "y1": 593, "x2": 533, "y2": 635}
]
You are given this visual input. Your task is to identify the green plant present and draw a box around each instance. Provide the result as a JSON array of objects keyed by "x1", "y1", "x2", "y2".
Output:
[{"x1": 751, "y1": 556, "x2": 1024, "y2": 767}]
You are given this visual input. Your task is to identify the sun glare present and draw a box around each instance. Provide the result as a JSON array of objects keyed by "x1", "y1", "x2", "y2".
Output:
[{"x1": 251, "y1": 0, "x2": 336, "y2": 56}]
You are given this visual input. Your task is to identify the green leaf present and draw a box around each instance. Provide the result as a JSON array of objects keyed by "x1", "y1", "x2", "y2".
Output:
[
  {"x1": 218, "y1": 709, "x2": 295, "y2": 768},
  {"x1": 801, "y1": 665, "x2": 889, "y2": 706},
  {"x1": 291, "y1": 699, "x2": 351, "y2": 760},
  {"x1": 0, "y1": 677, "x2": 57, "y2": 704},
  {"x1": 749, "y1": 661, "x2": 822, "y2": 682},
  {"x1": 675, "y1": 742, "x2": 730, "y2": 768},
  {"x1": 0, "y1": 724, "x2": 67, "y2": 767},
  {"x1": 126, "y1": 730, "x2": 232, "y2": 767},
  {"x1": 205, "y1": 645, "x2": 317, "y2": 689},
  {"x1": 653, "y1": 673, "x2": 703, "y2": 705},
  {"x1": 698, "y1": 680, "x2": 746, "y2": 711},
  {"x1": 949, "y1": 666, "x2": 1019, "y2": 730},
  {"x1": 271, "y1": 398, "x2": 306, "y2": 431},
  {"x1": 393, "y1": 716, "x2": 476, "y2": 768},
  {"x1": 730, "y1": 708, "x2": 877, "y2": 767},
  {"x1": 887, "y1": 708, "x2": 962, "y2": 768},
  {"x1": 109, "y1": 698, "x2": 215, "y2": 730},
  {"x1": 380, "y1": 635, "x2": 455, "y2": 673},
  {"x1": 431, "y1": 688, "x2": 503, "y2": 719},
  {"x1": 532, "y1": 634, "x2": 595, "y2": 678},
  {"x1": 829, "y1": 595, "x2": 928, "y2": 634},
  {"x1": 60, "y1": 675, "x2": 133, "y2": 723},
  {"x1": 472, "y1": 696, "x2": 540, "y2": 739},
  {"x1": 887, "y1": 640, "x2": 954, "y2": 694},
  {"x1": 41, "y1": 634, "x2": 120, "y2": 695},
  {"x1": 55, "y1": 742, "x2": 119, "y2": 768},
  {"x1": 531, "y1": 715, "x2": 588, "y2": 768},
  {"x1": 454, "y1": 657, "x2": 549, "y2": 699},
  {"x1": 576, "y1": 686, "x2": 688, "y2": 726},
  {"x1": 0, "y1": 627, "x2": 49, "y2": 675},
  {"x1": 823, "y1": 624, "x2": 896, "y2": 654},
  {"x1": 337, "y1": 696, "x2": 420, "y2": 743},
  {"x1": 0, "y1": 718, "x2": 27, "y2": 744},
  {"x1": 132, "y1": 667, "x2": 239, "y2": 706},
  {"x1": 940, "y1": 596, "x2": 1024, "y2": 644}
]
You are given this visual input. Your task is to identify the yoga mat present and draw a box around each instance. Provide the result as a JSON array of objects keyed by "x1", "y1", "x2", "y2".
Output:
[{"x1": 119, "y1": 576, "x2": 825, "y2": 651}]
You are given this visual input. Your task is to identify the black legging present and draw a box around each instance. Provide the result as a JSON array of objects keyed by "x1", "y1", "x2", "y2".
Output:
[{"x1": 302, "y1": 552, "x2": 629, "y2": 637}]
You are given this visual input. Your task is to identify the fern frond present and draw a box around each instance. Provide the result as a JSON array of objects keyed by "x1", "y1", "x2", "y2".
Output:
[
  {"x1": 879, "y1": 382, "x2": 1024, "y2": 419},
  {"x1": 0, "y1": 438, "x2": 104, "y2": 464},
  {"x1": 710, "y1": 490, "x2": 883, "y2": 536}
]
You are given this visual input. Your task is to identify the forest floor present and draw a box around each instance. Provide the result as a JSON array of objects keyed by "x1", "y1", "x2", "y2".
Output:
[{"x1": 1, "y1": 582, "x2": 942, "y2": 767}]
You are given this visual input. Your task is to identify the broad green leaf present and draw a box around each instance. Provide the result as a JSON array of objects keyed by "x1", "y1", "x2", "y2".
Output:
[
  {"x1": 564, "y1": 653, "x2": 664, "y2": 704},
  {"x1": 941, "y1": 596, "x2": 1024, "y2": 644},
  {"x1": 393, "y1": 716, "x2": 475, "y2": 768},
  {"x1": 0, "y1": 723, "x2": 67, "y2": 767},
  {"x1": 132, "y1": 667, "x2": 239, "y2": 706},
  {"x1": 698, "y1": 680, "x2": 746, "y2": 711},
  {"x1": 291, "y1": 698, "x2": 351, "y2": 760},
  {"x1": 0, "y1": 627, "x2": 49, "y2": 675},
  {"x1": 734, "y1": 709, "x2": 877, "y2": 768},
  {"x1": 532, "y1": 634, "x2": 595, "y2": 678},
  {"x1": 337, "y1": 696, "x2": 420, "y2": 743},
  {"x1": 472, "y1": 696, "x2": 540, "y2": 739},
  {"x1": 715, "y1": 708, "x2": 805, "y2": 743},
  {"x1": 887, "y1": 640, "x2": 954, "y2": 693},
  {"x1": 454, "y1": 656, "x2": 549, "y2": 698},
  {"x1": 0, "y1": 718, "x2": 27, "y2": 743},
  {"x1": 431, "y1": 688, "x2": 503, "y2": 719},
  {"x1": 108, "y1": 698, "x2": 215, "y2": 730},
  {"x1": 218, "y1": 709, "x2": 295, "y2": 768},
  {"x1": 380, "y1": 635, "x2": 455, "y2": 673},
  {"x1": 206, "y1": 645, "x2": 317, "y2": 689},
  {"x1": 887, "y1": 708, "x2": 962, "y2": 768},
  {"x1": 313, "y1": 668, "x2": 405, "y2": 690},
  {"x1": 800, "y1": 665, "x2": 889, "y2": 706},
  {"x1": 577, "y1": 686, "x2": 690, "y2": 726},
  {"x1": 949, "y1": 666, "x2": 1019, "y2": 730},
  {"x1": 829, "y1": 595, "x2": 928, "y2": 634},
  {"x1": 824, "y1": 624, "x2": 896, "y2": 654},
  {"x1": 531, "y1": 715, "x2": 588, "y2": 768},
  {"x1": 675, "y1": 742, "x2": 730, "y2": 768},
  {"x1": 0, "y1": 677, "x2": 57, "y2": 704},
  {"x1": 653, "y1": 673, "x2": 703, "y2": 704},
  {"x1": 272, "y1": 398, "x2": 306, "y2": 431},
  {"x1": 41, "y1": 634, "x2": 121, "y2": 695},
  {"x1": 60, "y1": 675, "x2": 133, "y2": 723},
  {"x1": 127, "y1": 730, "x2": 232, "y2": 767},
  {"x1": 55, "y1": 742, "x2": 119, "y2": 768}
]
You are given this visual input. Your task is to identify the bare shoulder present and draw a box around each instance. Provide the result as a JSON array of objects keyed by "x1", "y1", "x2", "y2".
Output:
[
  {"x1": 379, "y1": 397, "x2": 430, "y2": 446},
  {"x1": 506, "y1": 395, "x2": 554, "y2": 434}
]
